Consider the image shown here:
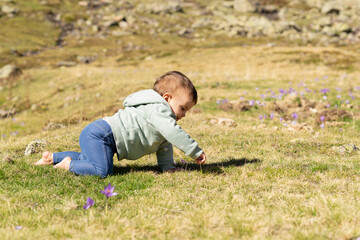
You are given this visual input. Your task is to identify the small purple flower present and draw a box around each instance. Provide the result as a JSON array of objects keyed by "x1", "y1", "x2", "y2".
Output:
[
  {"x1": 259, "y1": 115, "x2": 263, "y2": 121},
  {"x1": 279, "y1": 117, "x2": 284, "y2": 122},
  {"x1": 320, "y1": 123, "x2": 325, "y2": 128},
  {"x1": 326, "y1": 104, "x2": 330, "y2": 108},
  {"x1": 335, "y1": 104, "x2": 338, "y2": 108},
  {"x1": 260, "y1": 94, "x2": 265, "y2": 99},
  {"x1": 320, "y1": 116, "x2": 325, "y2": 122},
  {"x1": 180, "y1": 159, "x2": 188, "y2": 164},
  {"x1": 323, "y1": 96, "x2": 327, "y2": 100},
  {"x1": 240, "y1": 96, "x2": 244, "y2": 100},
  {"x1": 323, "y1": 75, "x2": 328, "y2": 79},
  {"x1": 320, "y1": 88, "x2": 330, "y2": 95},
  {"x1": 101, "y1": 183, "x2": 118, "y2": 198},
  {"x1": 270, "y1": 112, "x2": 274, "y2": 120},
  {"x1": 256, "y1": 87, "x2": 259, "y2": 91},
  {"x1": 291, "y1": 112, "x2": 298, "y2": 120},
  {"x1": 15, "y1": 226, "x2": 22, "y2": 230},
  {"x1": 249, "y1": 100, "x2": 255, "y2": 106},
  {"x1": 10, "y1": 131, "x2": 18, "y2": 136},
  {"x1": 279, "y1": 88, "x2": 286, "y2": 94},
  {"x1": 263, "y1": 115, "x2": 267, "y2": 119},
  {"x1": 337, "y1": 95, "x2": 341, "y2": 99},
  {"x1": 339, "y1": 128, "x2": 343, "y2": 131},
  {"x1": 305, "y1": 87, "x2": 312, "y2": 93},
  {"x1": 346, "y1": 100, "x2": 350, "y2": 104},
  {"x1": 83, "y1": 197, "x2": 95, "y2": 210},
  {"x1": 288, "y1": 87, "x2": 296, "y2": 93},
  {"x1": 216, "y1": 100, "x2": 220, "y2": 104}
]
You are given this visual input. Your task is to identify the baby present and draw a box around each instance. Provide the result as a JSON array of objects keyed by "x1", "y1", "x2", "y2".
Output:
[{"x1": 35, "y1": 71, "x2": 206, "y2": 177}]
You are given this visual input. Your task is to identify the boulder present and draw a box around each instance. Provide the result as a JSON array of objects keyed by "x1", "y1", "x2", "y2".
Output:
[
  {"x1": 321, "y1": 1, "x2": 342, "y2": 15},
  {"x1": 0, "y1": 65, "x2": 22, "y2": 79},
  {"x1": 1, "y1": 4, "x2": 19, "y2": 14},
  {"x1": 233, "y1": 0, "x2": 255, "y2": 13},
  {"x1": 24, "y1": 140, "x2": 47, "y2": 156}
]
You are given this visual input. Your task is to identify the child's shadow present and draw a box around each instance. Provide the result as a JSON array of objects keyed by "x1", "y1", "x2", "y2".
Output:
[{"x1": 112, "y1": 158, "x2": 261, "y2": 175}]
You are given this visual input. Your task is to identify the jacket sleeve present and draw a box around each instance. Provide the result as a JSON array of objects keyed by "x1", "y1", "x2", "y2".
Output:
[
  {"x1": 156, "y1": 142, "x2": 175, "y2": 171},
  {"x1": 149, "y1": 105, "x2": 203, "y2": 159}
]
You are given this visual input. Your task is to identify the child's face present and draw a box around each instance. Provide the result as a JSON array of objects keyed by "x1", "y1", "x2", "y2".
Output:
[{"x1": 163, "y1": 91, "x2": 195, "y2": 121}]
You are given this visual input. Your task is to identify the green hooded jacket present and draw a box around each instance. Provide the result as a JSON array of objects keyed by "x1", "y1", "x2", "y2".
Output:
[{"x1": 106, "y1": 89, "x2": 203, "y2": 171}]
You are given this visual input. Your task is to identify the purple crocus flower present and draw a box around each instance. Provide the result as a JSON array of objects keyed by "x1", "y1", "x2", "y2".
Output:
[
  {"x1": 320, "y1": 123, "x2": 325, "y2": 128},
  {"x1": 83, "y1": 197, "x2": 95, "y2": 210},
  {"x1": 270, "y1": 112, "x2": 274, "y2": 120},
  {"x1": 101, "y1": 183, "x2": 118, "y2": 198},
  {"x1": 249, "y1": 100, "x2": 255, "y2": 106},
  {"x1": 259, "y1": 115, "x2": 263, "y2": 121},
  {"x1": 15, "y1": 226, "x2": 22, "y2": 230},
  {"x1": 323, "y1": 96, "x2": 327, "y2": 100},
  {"x1": 279, "y1": 117, "x2": 284, "y2": 122},
  {"x1": 291, "y1": 112, "x2": 298, "y2": 120},
  {"x1": 346, "y1": 100, "x2": 350, "y2": 104},
  {"x1": 180, "y1": 158, "x2": 188, "y2": 164},
  {"x1": 337, "y1": 95, "x2": 341, "y2": 99},
  {"x1": 320, "y1": 88, "x2": 330, "y2": 95},
  {"x1": 320, "y1": 116, "x2": 325, "y2": 122},
  {"x1": 279, "y1": 88, "x2": 286, "y2": 94}
]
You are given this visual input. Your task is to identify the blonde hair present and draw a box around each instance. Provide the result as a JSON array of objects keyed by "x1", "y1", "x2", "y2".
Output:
[{"x1": 153, "y1": 71, "x2": 198, "y2": 104}]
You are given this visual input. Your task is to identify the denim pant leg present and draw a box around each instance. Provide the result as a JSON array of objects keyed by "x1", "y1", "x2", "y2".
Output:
[
  {"x1": 69, "y1": 119, "x2": 116, "y2": 178},
  {"x1": 53, "y1": 151, "x2": 81, "y2": 164}
]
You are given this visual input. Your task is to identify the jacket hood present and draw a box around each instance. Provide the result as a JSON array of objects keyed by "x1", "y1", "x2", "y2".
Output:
[{"x1": 123, "y1": 89, "x2": 169, "y2": 107}]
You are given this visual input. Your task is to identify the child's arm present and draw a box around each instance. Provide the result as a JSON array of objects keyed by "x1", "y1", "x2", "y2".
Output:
[
  {"x1": 156, "y1": 142, "x2": 175, "y2": 171},
  {"x1": 149, "y1": 106, "x2": 204, "y2": 160}
]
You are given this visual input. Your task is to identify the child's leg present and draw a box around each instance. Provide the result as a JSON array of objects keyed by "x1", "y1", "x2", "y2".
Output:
[
  {"x1": 57, "y1": 119, "x2": 116, "y2": 178},
  {"x1": 34, "y1": 151, "x2": 80, "y2": 165}
]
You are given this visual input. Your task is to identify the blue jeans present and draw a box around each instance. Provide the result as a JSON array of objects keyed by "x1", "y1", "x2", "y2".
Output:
[{"x1": 53, "y1": 119, "x2": 117, "y2": 178}]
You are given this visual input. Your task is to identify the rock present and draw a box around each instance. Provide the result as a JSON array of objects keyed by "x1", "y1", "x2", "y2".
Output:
[
  {"x1": 0, "y1": 108, "x2": 16, "y2": 118},
  {"x1": 24, "y1": 140, "x2": 47, "y2": 156},
  {"x1": 331, "y1": 144, "x2": 360, "y2": 155},
  {"x1": 76, "y1": 55, "x2": 96, "y2": 64},
  {"x1": 0, "y1": 64, "x2": 22, "y2": 79},
  {"x1": 244, "y1": 16, "x2": 275, "y2": 36},
  {"x1": 210, "y1": 117, "x2": 237, "y2": 127},
  {"x1": 56, "y1": 61, "x2": 77, "y2": 67},
  {"x1": 233, "y1": 0, "x2": 255, "y2": 13},
  {"x1": 321, "y1": 1, "x2": 342, "y2": 15},
  {"x1": 1, "y1": 4, "x2": 20, "y2": 14},
  {"x1": 137, "y1": 2, "x2": 183, "y2": 15},
  {"x1": 43, "y1": 122, "x2": 66, "y2": 131}
]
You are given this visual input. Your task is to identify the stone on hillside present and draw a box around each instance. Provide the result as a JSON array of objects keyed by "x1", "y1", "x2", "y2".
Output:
[
  {"x1": 1, "y1": 4, "x2": 19, "y2": 14},
  {"x1": 210, "y1": 117, "x2": 237, "y2": 127},
  {"x1": 321, "y1": 1, "x2": 342, "y2": 14},
  {"x1": 56, "y1": 61, "x2": 77, "y2": 67},
  {"x1": 0, "y1": 64, "x2": 22, "y2": 79},
  {"x1": 0, "y1": 108, "x2": 16, "y2": 118},
  {"x1": 331, "y1": 144, "x2": 360, "y2": 155},
  {"x1": 233, "y1": 0, "x2": 255, "y2": 13},
  {"x1": 24, "y1": 140, "x2": 47, "y2": 156},
  {"x1": 76, "y1": 55, "x2": 96, "y2": 64},
  {"x1": 43, "y1": 122, "x2": 66, "y2": 131},
  {"x1": 137, "y1": 2, "x2": 182, "y2": 15},
  {"x1": 245, "y1": 16, "x2": 275, "y2": 36}
]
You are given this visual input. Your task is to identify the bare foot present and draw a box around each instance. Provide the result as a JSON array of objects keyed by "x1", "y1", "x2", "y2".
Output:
[
  {"x1": 53, "y1": 157, "x2": 71, "y2": 170},
  {"x1": 34, "y1": 151, "x2": 53, "y2": 165}
]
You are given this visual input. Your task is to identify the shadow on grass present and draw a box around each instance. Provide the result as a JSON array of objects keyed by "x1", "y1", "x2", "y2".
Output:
[{"x1": 112, "y1": 158, "x2": 261, "y2": 175}]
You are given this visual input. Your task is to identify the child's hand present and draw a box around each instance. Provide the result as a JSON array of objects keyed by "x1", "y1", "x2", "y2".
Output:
[{"x1": 195, "y1": 152, "x2": 206, "y2": 165}]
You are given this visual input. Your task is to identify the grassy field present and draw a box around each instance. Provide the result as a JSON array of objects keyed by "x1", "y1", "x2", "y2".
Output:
[
  {"x1": 1, "y1": 43, "x2": 360, "y2": 239},
  {"x1": 2, "y1": 1, "x2": 360, "y2": 237}
]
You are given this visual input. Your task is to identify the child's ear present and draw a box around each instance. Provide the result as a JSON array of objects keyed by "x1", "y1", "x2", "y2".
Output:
[{"x1": 162, "y1": 93, "x2": 172, "y2": 103}]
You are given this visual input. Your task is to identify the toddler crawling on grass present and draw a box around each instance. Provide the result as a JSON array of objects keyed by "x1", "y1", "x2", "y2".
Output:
[{"x1": 35, "y1": 71, "x2": 206, "y2": 177}]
